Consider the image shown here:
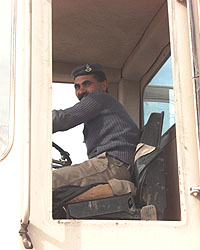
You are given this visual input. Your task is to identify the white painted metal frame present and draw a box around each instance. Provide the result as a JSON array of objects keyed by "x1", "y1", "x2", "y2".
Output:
[{"x1": 22, "y1": 0, "x2": 200, "y2": 249}]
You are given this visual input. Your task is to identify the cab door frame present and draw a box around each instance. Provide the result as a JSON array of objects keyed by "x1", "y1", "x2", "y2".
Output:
[{"x1": 26, "y1": 0, "x2": 200, "y2": 249}]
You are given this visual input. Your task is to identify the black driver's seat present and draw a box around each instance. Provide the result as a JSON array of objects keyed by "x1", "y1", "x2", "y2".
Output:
[{"x1": 53, "y1": 112, "x2": 166, "y2": 220}]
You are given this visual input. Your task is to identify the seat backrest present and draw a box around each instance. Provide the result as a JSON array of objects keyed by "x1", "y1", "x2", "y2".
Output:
[
  {"x1": 140, "y1": 112, "x2": 164, "y2": 147},
  {"x1": 131, "y1": 112, "x2": 164, "y2": 172},
  {"x1": 130, "y1": 112, "x2": 165, "y2": 216}
]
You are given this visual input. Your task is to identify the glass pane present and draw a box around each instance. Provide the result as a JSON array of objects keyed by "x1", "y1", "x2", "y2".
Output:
[
  {"x1": 0, "y1": 1, "x2": 12, "y2": 157},
  {"x1": 149, "y1": 57, "x2": 173, "y2": 87},
  {"x1": 143, "y1": 57, "x2": 175, "y2": 134},
  {"x1": 52, "y1": 83, "x2": 87, "y2": 164}
]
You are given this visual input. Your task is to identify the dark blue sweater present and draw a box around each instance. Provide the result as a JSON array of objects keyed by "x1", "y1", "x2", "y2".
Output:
[{"x1": 53, "y1": 91, "x2": 139, "y2": 165}]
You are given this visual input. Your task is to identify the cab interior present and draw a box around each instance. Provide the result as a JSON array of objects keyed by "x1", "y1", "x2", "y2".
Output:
[{"x1": 52, "y1": 0, "x2": 180, "y2": 220}]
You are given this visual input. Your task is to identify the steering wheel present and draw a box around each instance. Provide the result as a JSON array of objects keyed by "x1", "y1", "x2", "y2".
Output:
[{"x1": 52, "y1": 142, "x2": 72, "y2": 169}]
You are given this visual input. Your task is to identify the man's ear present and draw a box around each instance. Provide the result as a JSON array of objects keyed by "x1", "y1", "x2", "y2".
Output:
[{"x1": 101, "y1": 80, "x2": 108, "y2": 92}]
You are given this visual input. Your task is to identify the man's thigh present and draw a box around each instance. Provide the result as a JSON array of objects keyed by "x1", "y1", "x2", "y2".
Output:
[{"x1": 52, "y1": 152, "x2": 131, "y2": 189}]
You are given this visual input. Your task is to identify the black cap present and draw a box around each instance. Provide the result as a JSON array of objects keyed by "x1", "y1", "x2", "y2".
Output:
[{"x1": 71, "y1": 63, "x2": 106, "y2": 79}]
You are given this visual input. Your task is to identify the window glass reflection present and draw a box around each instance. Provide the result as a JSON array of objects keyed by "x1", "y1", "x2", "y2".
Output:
[{"x1": 0, "y1": 1, "x2": 12, "y2": 157}]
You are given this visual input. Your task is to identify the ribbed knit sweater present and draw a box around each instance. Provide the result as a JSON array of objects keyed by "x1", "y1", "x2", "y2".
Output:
[{"x1": 53, "y1": 91, "x2": 139, "y2": 165}]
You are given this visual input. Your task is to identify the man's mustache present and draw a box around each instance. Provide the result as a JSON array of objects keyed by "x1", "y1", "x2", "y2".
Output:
[{"x1": 78, "y1": 92, "x2": 88, "y2": 100}]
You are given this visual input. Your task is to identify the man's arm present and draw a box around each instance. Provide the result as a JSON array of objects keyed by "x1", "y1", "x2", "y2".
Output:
[{"x1": 52, "y1": 92, "x2": 103, "y2": 133}]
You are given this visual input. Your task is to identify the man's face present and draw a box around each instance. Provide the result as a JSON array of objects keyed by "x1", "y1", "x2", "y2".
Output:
[{"x1": 74, "y1": 74, "x2": 108, "y2": 101}]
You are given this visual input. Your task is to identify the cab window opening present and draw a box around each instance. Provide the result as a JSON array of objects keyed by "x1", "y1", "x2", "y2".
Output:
[{"x1": 51, "y1": 1, "x2": 181, "y2": 222}]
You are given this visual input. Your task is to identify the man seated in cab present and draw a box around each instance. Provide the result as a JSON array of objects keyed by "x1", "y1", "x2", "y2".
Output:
[{"x1": 52, "y1": 64, "x2": 140, "y2": 192}]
